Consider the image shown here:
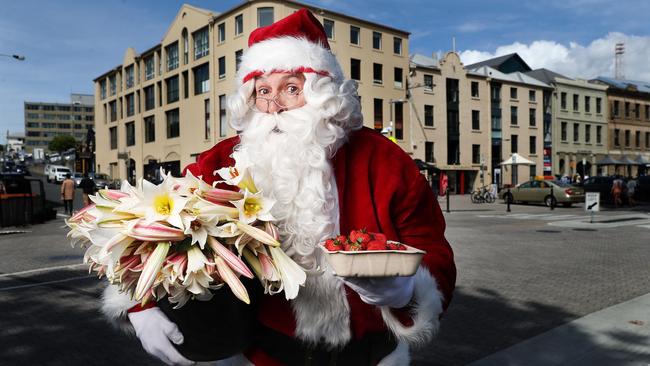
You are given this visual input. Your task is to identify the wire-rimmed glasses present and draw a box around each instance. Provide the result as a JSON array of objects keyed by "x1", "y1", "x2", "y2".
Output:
[{"x1": 250, "y1": 86, "x2": 304, "y2": 113}]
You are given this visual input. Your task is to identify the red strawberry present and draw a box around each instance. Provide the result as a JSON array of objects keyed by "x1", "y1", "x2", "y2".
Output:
[
  {"x1": 350, "y1": 229, "x2": 372, "y2": 247},
  {"x1": 344, "y1": 242, "x2": 362, "y2": 251},
  {"x1": 397, "y1": 244, "x2": 407, "y2": 251},
  {"x1": 370, "y1": 232, "x2": 387, "y2": 245},
  {"x1": 386, "y1": 242, "x2": 400, "y2": 250},
  {"x1": 336, "y1": 235, "x2": 348, "y2": 245},
  {"x1": 366, "y1": 240, "x2": 386, "y2": 251},
  {"x1": 349, "y1": 229, "x2": 363, "y2": 243},
  {"x1": 324, "y1": 239, "x2": 342, "y2": 251}
]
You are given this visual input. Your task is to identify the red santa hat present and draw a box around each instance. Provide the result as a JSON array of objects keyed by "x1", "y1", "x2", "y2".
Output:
[{"x1": 236, "y1": 8, "x2": 344, "y2": 86}]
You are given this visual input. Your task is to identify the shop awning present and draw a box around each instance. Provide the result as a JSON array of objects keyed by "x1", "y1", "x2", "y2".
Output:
[
  {"x1": 618, "y1": 155, "x2": 638, "y2": 165},
  {"x1": 633, "y1": 155, "x2": 650, "y2": 165},
  {"x1": 500, "y1": 153, "x2": 534, "y2": 165},
  {"x1": 595, "y1": 155, "x2": 622, "y2": 165}
]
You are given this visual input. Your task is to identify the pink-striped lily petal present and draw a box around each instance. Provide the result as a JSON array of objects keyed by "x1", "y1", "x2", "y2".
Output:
[
  {"x1": 134, "y1": 241, "x2": 170, "y2": 301},
  {"x1": 234, "y1": 221, "x2": 280, "y2": 247},
  {"x1": 242, "y1": 249, "x2": 263, "y2": 280},
  {"x1": 127, "y1": 220, "x2": 186, "y2": 242},
  {"x1": 68, "y1": 204, "x2": 97, "y2": 223},
  {"x1": 99, "y1": 189, "x2": 130, "y2": 201},
  {"x1": 207, "y1": 236, "x2": 254, "y2": 279},
  {"x1": 214, "y1": 256, "x2": 250, "y2": 304},
  {"x1": 258, "y1": 251, "x2": 280, "y2": 281},
  {"x1": 200, "y1": 187, "x2": 244, "y2": 204}
]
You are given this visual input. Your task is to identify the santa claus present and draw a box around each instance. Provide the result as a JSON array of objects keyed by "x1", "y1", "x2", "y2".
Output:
[{"x1": 101, "y1": 8, "x2": 456, "y2": 366}]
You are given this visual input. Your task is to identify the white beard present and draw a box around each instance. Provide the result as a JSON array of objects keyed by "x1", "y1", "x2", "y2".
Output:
[{"x1": 233, "y1": 105, "x2": 352, "y2": 346}]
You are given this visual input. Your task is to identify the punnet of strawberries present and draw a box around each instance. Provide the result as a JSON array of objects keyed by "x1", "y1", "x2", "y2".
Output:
[{"x1": 323, "y1": 229, "x2": 407, "y2": 251}]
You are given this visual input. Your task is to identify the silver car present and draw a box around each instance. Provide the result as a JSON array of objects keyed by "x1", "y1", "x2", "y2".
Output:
[{"x1": 499, "y1": 180, "x2": 585, "y2": 207}]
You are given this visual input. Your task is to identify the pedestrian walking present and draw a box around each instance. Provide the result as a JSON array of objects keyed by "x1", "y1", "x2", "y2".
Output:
[
  {"x1": 79, "y1": 173, "x2": 95, "y2": 206},
  {"x1": 627, "y1": 177, "x2": 637, "y2": 207},
  {"x1": 61, "y1": 173, "x2": 75, "y2": 215},
  {"x1": 611, "y1": 177, "x2": 624, "y2": 208}
]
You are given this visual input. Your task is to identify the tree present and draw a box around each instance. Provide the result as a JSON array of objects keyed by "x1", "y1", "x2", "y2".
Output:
[{"x1": 48, "y1": 135, "x2": 77, "y2": 153}]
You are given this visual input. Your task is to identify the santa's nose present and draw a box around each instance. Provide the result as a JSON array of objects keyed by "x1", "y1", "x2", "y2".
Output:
[{"x1": 267, "y1": 100, "x2": 286, "y2": 114}]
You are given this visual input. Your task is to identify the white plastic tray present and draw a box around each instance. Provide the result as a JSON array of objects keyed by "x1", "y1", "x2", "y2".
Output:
[{"x1": 321, "y1": 241, "x2": 425, "y2": 277}]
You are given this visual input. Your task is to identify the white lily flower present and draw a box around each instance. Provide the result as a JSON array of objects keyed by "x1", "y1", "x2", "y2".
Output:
[
  {"x1": 231, "y1": 190, "x2": 275, "y2": 224},
  {"x1": 119, "y1": 175, "x2": 189, "y2": 229},
  {"x1": 269, "y1": 246, "x2": 306, "y2": 300},
  {"x1": 215, "y1": 166, "x2": 258, "y2": 193},
  {"x1": 183, "y1": 246, "x2": 213, "y2": 295}
]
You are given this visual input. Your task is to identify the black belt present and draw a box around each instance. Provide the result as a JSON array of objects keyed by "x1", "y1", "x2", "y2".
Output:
[{"x1": 255, "y1": 326, "x2": 397, "y2": 366}]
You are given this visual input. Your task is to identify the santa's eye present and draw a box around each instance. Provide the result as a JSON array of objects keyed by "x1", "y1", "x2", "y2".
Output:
[
  {"x1": 285, "y1": 85, "x2": 300, "y2": 95},
  {"x1": 257, "y1": 87, "x2": 270, "y2": 95}
]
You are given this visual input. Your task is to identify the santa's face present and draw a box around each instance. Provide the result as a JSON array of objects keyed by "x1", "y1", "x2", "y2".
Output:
[{"x1": 252, "y1": 72, "x2": 306, "y2": 113}]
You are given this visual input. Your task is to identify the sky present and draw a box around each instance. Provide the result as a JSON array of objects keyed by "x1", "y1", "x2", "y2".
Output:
[{"x1": 1, "y1": 0, "x2": 649, "y2": 143}]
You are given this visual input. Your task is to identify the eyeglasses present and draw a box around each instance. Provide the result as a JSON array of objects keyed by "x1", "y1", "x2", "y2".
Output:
[{"x1": 250, "y1": 86, "x2": 304, "y2": 113}]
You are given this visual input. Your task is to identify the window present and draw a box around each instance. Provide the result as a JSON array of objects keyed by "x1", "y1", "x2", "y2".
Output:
[
  {"x1": 625, "y1": 102, "x2": 630, "y2": 117},
  {"x1": 597, "y1": 125, "x2": 602, "y2": 144},
  {"x1": 218, "y1": 56, "x2": 226, "y2": 79},
  {"x1": 472, "y1": 111, "x2": 481, "y2": 131},
  {"x1": 511, "y1": 134, "x2": 518, "y2": 153},
  {"x1": 157, "y1": 81, "x2": 162, "y2": 106},
  {"x1": 235, "y1": 50, "x2": 243, "y2": 71},
  {"x1": 393, "y1": 37, "x2": 402, "y2": 55},
  {"x1": 425, "y1": 105, "x2": 434, "y2": 127},
  {"x1": 424, "y1": 75, "x2": 433, "y2": 91},
  {"x1": 235, "y1": 14, "x2": 243, "y2": 35},
  {"x1": 425, "y1": 142, "x2": 434, "y2": 163},
  {"x1": 109, "y1": 127, "x2": 117, "y2": 149},
  {"x1": 372, "y1": 32, "x2": 382, "y2": 50},
  {"x1": 193, "y1": 27, "x2": 209, "y2": 60},
  {"x1": 573, "y1": 123, "x2": 579, "y2": 142},
  {"x1": 166, "y1": 108, "x2": 180, "y2": 138},
  {"x1": 585, "y1": 96, "x2": 591, "y2": 113},
  {"x1": 350, "y1": 58, "x2": 360, "y2": 80},
  {"x1": 100, "y1": 80, "x2": 107, "y2": 99},
  {"x1": 561, "y1": 122, "x2": 567, "y2": 141},
  {"x1": 182, "y1": 28, "x2": 189, "y2": 64},
  {"x1": 646, "y1": 132, "x2": 650, "y2": 148},
  {"x1": 471, "y1": 81, "x2": 479, "y2": 98},
  {"x1": 472, "y1": 145, "x2": 480, "y2": 164},
  {"x1": 613, "y1": 100, "x2": 620, "y2": 116},
  {"x1": 573, "y1": 94, "x2": 579, "y2": 111},
  {"x1": 646, "y1": 105, "x2": 650, "y2": 120},
  {"x1": 144, "y1": 116, "x2": 155, "y2": 143},
  {"x1": 193, "y1": 63, "x2": 210, "y2": 95},
  {"x1": 350, "y1": 26, "x2": 360, "y2": 45},
  {"x1": 510, "y1": 87, "x2": 517, "y2": 99},
  {"x1": 218, "y1": 22, "x2": 225, "y2": 43},
  {"x1": 144, "y1": 56, "x2": 155, "y2": 80},
  {"x1": 373, "y1": 99, "x2": 383, "y2": 131},
  {"x1": 126, "y1": 93, "x2": 134, "y2": 117},
  {"x1": 635, "y1": 103, "x2": 640, "y2": 119},
  {"x1": 219, "y1": 94, "x2": 227, "y2": 137},
  {"x1": 529, "y1": 108, "x2": 536, "y2": 126},
  {"x1": 394, "y1": 67, "x2": 403, "y2": 88},
  {"x1": 625, "y1": 130, "x2": 630, "y2": 146},
  {"x1": 596, "y1": 97, "x2": 602, "y2": 114},
  {"x1": 510, "y1": 106, "x2": 518, "y2": 125},
  {"x1": 529, "y1": 90, "x2": 535, "y2": 102},
  {"x1": 166, "y1": 42, "x2": 179, "y2": 71},
  {"x1": 529, "y1": 136, "x2": 537, "y2": 155},
  {"x1": 125, "y1": 122, "x2": 135, "y2": 146},
  {"x1": 635, "y1": 131, "x2": 640, "y2": 147},
  {"x1": 373, "y1": 63, "x2": 382, "y2": 84},
  {"x1": 585, "y1": 124, "x2": 591, "y2": 143},
  {"x1": 109, "y1": 101, "x2": 117, "y2": 122},
  {"x1": 157, "y1": 50, "x2": 162, "y2": 76},
  {"x1": 27, "y1": 122, "x2": 39, "y2": 128},
  {"x1": 143, "y1": 87, "x2": 155, "y2": 112},
  {"x1": 125, "y1": 65, "x2": 134, "y2": 89},
  {"x1": 204, "y1": 99, "x2": 211, "y2": 140},
  {"x1": 257, "y1": 7, "x2": 274, "y2": 27},
  {"x1": 614, "y1": 128, "x2": 620, "y2": 146},
  {"x1": 323, "y1": 19, "x2": 334, "y2": 39},
  {"x1": 394, "y1": 102, "x2": 403, "y2": 139},
  {"x1": 529, "y1": 165, "x2": 537, "y2": 179},
  {"x1": 74, "y1": 124, "x2": 83, "y2": 129},
  {"x1": 560, "y1": 92, "x2": 567, "y2": 109},
  {"x1": 166, "y1": 76, "x2": 179, "y2": 104},
  {"x1": 109, "y1": 75, "x2": 117, "y2": 95}
]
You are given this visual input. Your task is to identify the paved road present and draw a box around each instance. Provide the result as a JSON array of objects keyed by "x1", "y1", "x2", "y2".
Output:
[{"x1": 0, "y1": 194, "x2": 648, "y2": 365}]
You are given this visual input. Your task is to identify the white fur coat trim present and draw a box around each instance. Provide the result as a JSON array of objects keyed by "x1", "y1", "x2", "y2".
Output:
[
  {"x1": 101, "y1": 284, "x2": 137, "y2": 335},
  {"x1": 380, "y1": 266, "x2": 444, "y2": 347}
]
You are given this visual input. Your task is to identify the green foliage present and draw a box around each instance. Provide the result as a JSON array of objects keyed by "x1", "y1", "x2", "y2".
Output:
[{"x1": 48, "y1": 135, "x2": 77, "y2": 153}]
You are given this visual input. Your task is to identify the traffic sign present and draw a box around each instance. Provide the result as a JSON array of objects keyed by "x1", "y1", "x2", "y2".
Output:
[{"x1": 585, "y1": 192, "x2": 599, "y2": 212}]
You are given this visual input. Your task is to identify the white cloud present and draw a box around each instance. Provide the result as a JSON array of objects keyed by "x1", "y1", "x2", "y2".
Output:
[{"x1": 459, "y1": 32, "x2": 650, "y2": 81}]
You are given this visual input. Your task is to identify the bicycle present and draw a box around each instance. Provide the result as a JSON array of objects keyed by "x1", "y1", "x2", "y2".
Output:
[{"x1": 471, "y1": 186, "x2": 496, "y2": 204}]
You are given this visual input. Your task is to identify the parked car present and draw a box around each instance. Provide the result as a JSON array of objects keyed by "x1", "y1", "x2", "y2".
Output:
[
  {"x1": 47, "y1": 165, "x2": 71, "y2": 183},
  {"x1": 92, "y1": 173, "x2": 111, "y2": 190},
  {"x1": 499, "y1": 179, "x2": 585, "y2": 207},
  {"x1": 583, "y1": 176, "x2": 631, "y2": 203},
  {"x1": 73, "y1": 172, "x2": 84, "y2": 187}
]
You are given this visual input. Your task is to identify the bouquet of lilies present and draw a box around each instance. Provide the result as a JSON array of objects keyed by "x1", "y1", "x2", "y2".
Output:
[{"x1": 66, "y1": 165, "x2": 306, "y2": 309}]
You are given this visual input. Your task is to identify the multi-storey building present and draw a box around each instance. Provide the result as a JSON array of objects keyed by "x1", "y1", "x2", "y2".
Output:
[
  {"x1": 526, "y1": 70, "x2": 609, "y2": 178},
  {"x1": 409, "y1": 52, "x2": 491, "y2": 194},
  {"x1": 93, "y1": 1, "x2": 410, "y2": 183},
  {"x1": 590, "y1": 76, "x2": 650, "y2": 176},
  {"x1": 23, "y1": 93, "x2": 95, "y2": 153}
]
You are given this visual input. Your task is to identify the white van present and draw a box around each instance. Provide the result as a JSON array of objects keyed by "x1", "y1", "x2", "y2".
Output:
[{"x1": 47, "y1": 165, "x2": 71, "y2": 183}]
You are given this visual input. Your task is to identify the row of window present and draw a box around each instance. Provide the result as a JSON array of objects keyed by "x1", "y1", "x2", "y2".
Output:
[
  {"x1": 422, "y1": 142, "x2": 534, "y2": 167},
  {"x1": 350, "y1": 59, "x2": 403, "y2": 87},
  {"x1": 25, "y1": 131, "x2": 85, "y2": 139},
  {"x1": 509, "y1": 135, "x2": 538, "y2": 155},
  {"x1": 559, "y1": 92, "x2": 604, "y2": 114},
  {"x1": 560, "y1": 122, "x2": 604, "y2": 144},
  {"x1": 108, "y1": 96, "x2": 228, "y2": 149},
  {"x1": 613, "y1": 129, "x2": 650, "y2": 149},
  {"x1": 26, "y1": 113, "x2": 93, "y2": 121},
  {"x1": 323, "y1": 19, "x2": 402, "y2": 55},
  {"x1": 25, "y1": 105, "x2": 93, "y2": 112},
  {"x1": 26, "y1": 122, "x2": 91, "y2": 129},
  {"x1": 611, "y1": 100, "x2": 650, "y2": 120},
  {"x1": 25, "y1": 134, "x2": 86, "y2": 145},
  {"x1": 371, "y1": 98, "x2": 404, "y2": 138}
]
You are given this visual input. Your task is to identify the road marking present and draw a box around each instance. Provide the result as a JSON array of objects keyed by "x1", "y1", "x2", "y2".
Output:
[
  {"x1": 0, "y1": 263, "x2": 86, "y2": 278},
  {"x1": 0, "y1": 275, "x2": 93, "y2": 291}
]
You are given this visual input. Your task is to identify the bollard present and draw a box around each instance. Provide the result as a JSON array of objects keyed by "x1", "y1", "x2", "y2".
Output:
[
  {"x1": 506, "y1": 188, "x2": 511, "y2": 212},
  {"x1": 549, "y1": 187, "x2": 555, "y2": 211},
  {"x1": 446, "y1": 188, "x2": 450, "y2": 213}
]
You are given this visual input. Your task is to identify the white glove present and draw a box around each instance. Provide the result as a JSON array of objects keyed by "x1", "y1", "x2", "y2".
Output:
[
  {"x1": 343, "y1": 276, "x2": 415, "y2": 308},
  {"x1": 128, "y1": 307, "x2": 195, "y2": 366}
]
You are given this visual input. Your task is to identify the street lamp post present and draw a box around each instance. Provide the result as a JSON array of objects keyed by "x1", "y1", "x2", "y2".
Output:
[{"x1": 0, "y1": 53, "x2": 26, "y2": 61}]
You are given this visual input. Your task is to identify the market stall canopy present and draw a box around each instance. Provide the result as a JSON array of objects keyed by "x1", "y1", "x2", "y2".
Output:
[
  {"x1": 633, "y1": 155, "x2": 650, "y2": 165},
  {"x1": 500, "y1": 153, "x2": 534, "y2": 165},
  {"x1": 618, "y1": 155, "x2": 638, "y2": 165},
  {"x1": 595, "y1": 155, "x2": 622, "y2": 165}
]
